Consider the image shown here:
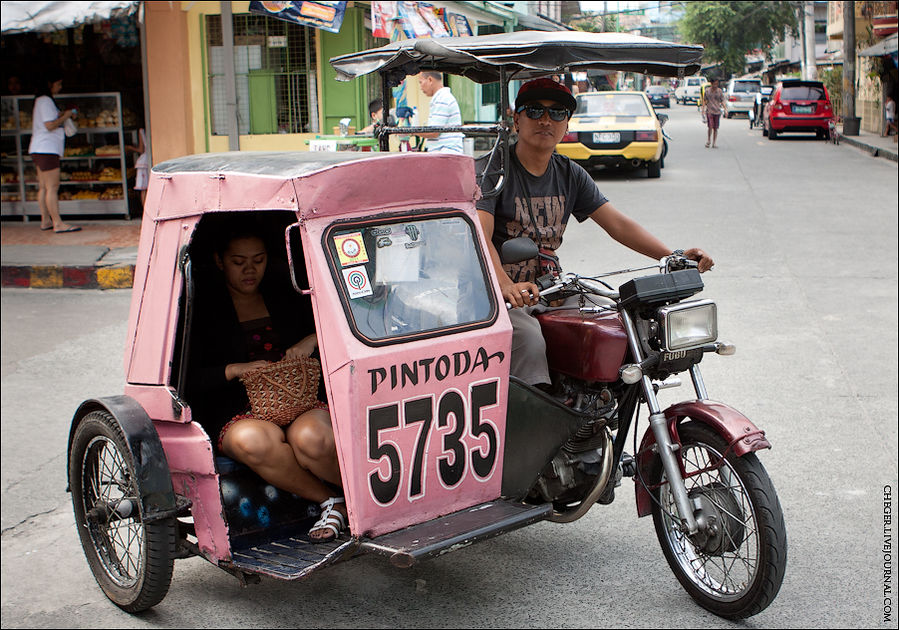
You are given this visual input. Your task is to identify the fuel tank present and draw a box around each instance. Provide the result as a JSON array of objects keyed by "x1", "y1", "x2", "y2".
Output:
[{"x1": 537, "y1": 309, "x2": 628, "y2": 383}]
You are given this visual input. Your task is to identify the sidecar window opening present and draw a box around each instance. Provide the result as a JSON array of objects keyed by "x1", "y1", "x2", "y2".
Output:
[
  {"x1": 171, "y1": 210, "x2": 310, "y2": 410},
  {"x1": 323, "y1": 211, "x2": 498, "y2": 346}
]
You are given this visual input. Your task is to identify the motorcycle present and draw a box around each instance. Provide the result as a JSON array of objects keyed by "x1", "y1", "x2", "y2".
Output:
[
  {"x1": 750, "y1": 85, "x2": 775, "y2": 129},
  {"x1": 66, "y1": 31, "x2": 786, "y2": 621},
  {"x1": 498, "y1": 238, "x2": 787, "y2": 618}
]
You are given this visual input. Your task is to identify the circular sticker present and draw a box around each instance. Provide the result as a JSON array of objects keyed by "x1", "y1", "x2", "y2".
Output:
[
  {"x1": 346, "y1": 269, "x2": 368, "y2": 290},
  {"x1": 341, "y1": 238, "x2": 361, "y2": 258}
]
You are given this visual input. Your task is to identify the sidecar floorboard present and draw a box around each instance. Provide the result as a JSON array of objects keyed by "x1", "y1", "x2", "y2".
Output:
[
  {"x1": 359, "y1": 500, "x2": 552, "y2": 567},
  {"x1": 228, "y1": 537, "x2": 357, "y2": 580}
]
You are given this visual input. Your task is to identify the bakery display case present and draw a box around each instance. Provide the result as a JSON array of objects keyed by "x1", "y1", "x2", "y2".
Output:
[{"x1": 1, "y1": 92, "x2": 137, "y2": 218}]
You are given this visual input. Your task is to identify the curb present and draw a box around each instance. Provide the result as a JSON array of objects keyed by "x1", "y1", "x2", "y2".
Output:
[
  {"x1": 836, "y1": 133, "x2": 899, "y2": 162},
  {"x1": 1, "y1": 264, "x2": 135, "y2": 289}
]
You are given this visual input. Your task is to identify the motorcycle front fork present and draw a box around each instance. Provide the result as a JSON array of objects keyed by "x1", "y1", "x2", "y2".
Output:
[{"x1": 620, "y1": 310, "x2": 708, "y2": 536}]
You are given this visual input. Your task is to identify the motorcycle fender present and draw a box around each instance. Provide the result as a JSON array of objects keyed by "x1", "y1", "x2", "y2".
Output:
[
  {"x1": 67, "y1": 395, "x2": 179, "y2": 522},
  {"x1": 633, "y1": 400, "x2": 771, "y2": 517}
]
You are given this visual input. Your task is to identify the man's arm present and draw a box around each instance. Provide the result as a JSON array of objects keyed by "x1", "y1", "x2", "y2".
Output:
[
  {"x1": 477, "y1": 210, "x2": 540, "y2": 308},
  {"x1": 589, "y1": 202, "x2": 714, "y2": 271}
]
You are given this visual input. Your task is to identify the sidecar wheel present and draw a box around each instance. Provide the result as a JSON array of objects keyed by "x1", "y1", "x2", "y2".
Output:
[
  {"x1": 70, "y1": 410, "x2": 175, "y2": 612},
  {"x1": 649, "y1": 422, "x2": 787, "y2": 619}
]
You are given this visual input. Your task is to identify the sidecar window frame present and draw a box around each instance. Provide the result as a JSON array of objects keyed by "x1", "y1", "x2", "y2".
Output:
[{"x1": 322, "y1": 209, "x2": 498, "y2": 347}]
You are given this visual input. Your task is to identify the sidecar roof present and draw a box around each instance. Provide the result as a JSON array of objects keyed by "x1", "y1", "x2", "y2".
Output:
[
  {"x1": 145, "y1": 150, "x2": 479, "y2": 222},
  {"x1": 330, "y1": 30, "x2": 704, "y2": 84},
  {"x1": 152, "y1": 151, "x2": 366, "y2": 178}
]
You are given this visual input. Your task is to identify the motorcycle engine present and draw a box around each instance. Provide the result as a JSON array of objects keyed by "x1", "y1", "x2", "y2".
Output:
[{"x1": 531, "y1": 414, "x2": 617, "y2": 505}]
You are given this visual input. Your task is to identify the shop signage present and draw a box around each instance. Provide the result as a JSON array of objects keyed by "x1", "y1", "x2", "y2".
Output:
[{"x1": 249, "y1": 1, "x2": 346, "y2": 34}]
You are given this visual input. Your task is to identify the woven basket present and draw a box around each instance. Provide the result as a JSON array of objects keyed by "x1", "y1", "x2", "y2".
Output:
[{"x1": 240, "y1": 356, "x2": 322, "y2": 426}]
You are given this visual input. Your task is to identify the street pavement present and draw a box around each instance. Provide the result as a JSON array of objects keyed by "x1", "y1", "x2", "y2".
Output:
[{"x1": 1, "y1": 104, "x2": 897, "y2": 628}]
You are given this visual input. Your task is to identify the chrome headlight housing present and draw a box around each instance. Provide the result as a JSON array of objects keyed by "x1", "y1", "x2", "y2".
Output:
[{"x1": 657, "y1": 300, "x2": 718, "y2": 351}]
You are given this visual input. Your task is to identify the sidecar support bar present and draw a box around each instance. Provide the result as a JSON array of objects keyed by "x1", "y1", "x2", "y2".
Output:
[{"x1": 359, "y1": 500, "x2": 552, "y2": 568}]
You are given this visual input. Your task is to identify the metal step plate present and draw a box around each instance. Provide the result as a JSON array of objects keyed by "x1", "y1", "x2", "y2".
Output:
[
  {"x1": 360, "y1": 500, "x2": 552, "y2": 567},
  {"x1": 227, "y1": 536, "x2": 357, "y2": 580}
]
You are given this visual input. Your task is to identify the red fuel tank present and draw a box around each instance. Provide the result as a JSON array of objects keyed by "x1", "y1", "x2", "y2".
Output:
[{"x1": 537, "y1": 309, "x2": 628, "y2": 383}]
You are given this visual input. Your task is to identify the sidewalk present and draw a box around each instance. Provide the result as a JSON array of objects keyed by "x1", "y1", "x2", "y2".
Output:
[
  {"x1": 835, "y1": 125, "x2": 899, "y2": 162},
  {"x1": 1, "y1": 219, "x2": 141, "y2": 289}
]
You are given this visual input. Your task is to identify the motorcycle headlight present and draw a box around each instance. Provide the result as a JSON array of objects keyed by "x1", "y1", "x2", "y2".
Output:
[{"x1": 658, "y1": 300, "x2": 717, "y2": 351}]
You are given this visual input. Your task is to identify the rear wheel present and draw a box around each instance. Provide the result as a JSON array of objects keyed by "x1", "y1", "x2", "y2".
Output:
[
  {"x1": 70, "y1": 410, "x2": 176, "y2": 612},
  {"x1": 768, "y1": 127, "x2": 778, "y2": 140},
  {"x1": 650, "y1": 422, "x2": 787, "y2": 619},
  {"x1": 647, "y1": 159, "x2": 661, "y2": 178}
]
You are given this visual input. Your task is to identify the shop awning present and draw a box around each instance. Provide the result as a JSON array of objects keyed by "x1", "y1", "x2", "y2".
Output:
[
  {"x1": 1, "y1": 1, "x2": 139, "y2": 34},
  {"x1": 858, "y1": 32, "x2": 898, "y2": 56}
]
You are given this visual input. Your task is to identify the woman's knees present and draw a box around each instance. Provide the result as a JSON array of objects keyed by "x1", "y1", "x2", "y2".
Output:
[
  {"x1": 223, "y1": 421, "x2": 283, "y2": 466},
  {"x1": 287, "y1": 411, "x2": 335, "y2": 462}
]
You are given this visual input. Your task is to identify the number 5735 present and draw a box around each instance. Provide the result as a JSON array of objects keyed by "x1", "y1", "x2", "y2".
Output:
[{"x1": 366, "y1": 379, "x2": 501, "y2": 506}]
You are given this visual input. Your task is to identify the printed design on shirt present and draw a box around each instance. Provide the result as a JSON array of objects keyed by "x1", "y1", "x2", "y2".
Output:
[{"x1": 502, "y1": 194, "x2": 567, "y2": 283}]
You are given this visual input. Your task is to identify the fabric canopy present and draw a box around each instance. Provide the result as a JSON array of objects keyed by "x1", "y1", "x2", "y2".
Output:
[
  {"x1": 1, "y1": 1, "x2": 138, "y2": 34},
  {"x1": 330, "y1": 30, "x2": 704, "y2": 85}
]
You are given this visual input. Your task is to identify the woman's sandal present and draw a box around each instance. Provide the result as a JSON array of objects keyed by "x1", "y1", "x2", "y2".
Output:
[{"x1": 308, "y1": 497, "x2": 346, "y2": 542}]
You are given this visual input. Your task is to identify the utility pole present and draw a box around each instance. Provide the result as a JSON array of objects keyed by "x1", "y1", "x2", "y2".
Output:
[
  {"x1": 842, "y1": 0, "x2": 859, "y2": 135},
  {"x1": 804, "y1": 1, "x2": 818, "y2": 80}
]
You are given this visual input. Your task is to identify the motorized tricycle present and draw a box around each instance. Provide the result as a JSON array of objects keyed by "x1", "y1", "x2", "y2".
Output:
[{"x1": 67, "y1": 31, "x2": 786, "y2": 620}]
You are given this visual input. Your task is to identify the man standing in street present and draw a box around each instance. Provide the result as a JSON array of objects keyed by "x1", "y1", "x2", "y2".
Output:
[
  {"x1": 703, "y1": 77, "x2": 726, "y2": 148},
  {"x1": 476, "y1": 78, "x2": 713, "y2": 388},
  {"x1": 416, "y1": 71, "x2": 464, "y2": 154}
]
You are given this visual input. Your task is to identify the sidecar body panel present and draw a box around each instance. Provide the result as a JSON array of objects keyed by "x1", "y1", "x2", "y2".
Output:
[{"x1": 121, "y1": 151, "x2": 514, "y2": 551}]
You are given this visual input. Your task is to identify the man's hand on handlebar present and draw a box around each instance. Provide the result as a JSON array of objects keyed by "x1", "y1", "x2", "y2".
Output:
[
  {"x1": 504, "y1": 281, "x2": 540, "y2": 308},
  {"x1": 684, "y1": 248, "x2": 714, "y2": 272}
]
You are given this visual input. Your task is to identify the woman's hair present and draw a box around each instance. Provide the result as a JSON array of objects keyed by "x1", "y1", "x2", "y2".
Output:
[
  {"x1": 214, "y1": 220, "x2": 269, "y2": 259},
  {"x1": 36, "y1": 70, "x2": 64, "y2": 98}
]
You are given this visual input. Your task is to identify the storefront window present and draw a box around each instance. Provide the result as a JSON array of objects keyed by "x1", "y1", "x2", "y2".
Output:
[
  {"x1": 326, "y1": 214, "x2": 497, "y2": 345},
  {"x1": 205, "y1": 14, "x2": 318, "y2": 135}
]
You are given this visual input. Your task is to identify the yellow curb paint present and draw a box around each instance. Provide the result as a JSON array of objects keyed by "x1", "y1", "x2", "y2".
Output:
[
  {"x1": 97, "y1": 266, "x2": 134, "y2": 289},
  {"x1": 31, "y1": 266, "x2": 63, "y2": 288}
]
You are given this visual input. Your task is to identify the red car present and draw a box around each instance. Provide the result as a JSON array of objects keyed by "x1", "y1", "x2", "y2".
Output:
[{"x1": 765, "y1": 79, "x2": 834, "y2": 140}]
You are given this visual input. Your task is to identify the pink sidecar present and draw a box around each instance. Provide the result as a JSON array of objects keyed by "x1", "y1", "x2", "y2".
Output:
[{"x1": 67, "y1": 150, "x2": 564, "y2": 611}]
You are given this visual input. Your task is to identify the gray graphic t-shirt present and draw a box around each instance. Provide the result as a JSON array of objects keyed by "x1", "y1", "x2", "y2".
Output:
[{"x1": 477, "y1": 146, "x2": 608, "y2": 283}]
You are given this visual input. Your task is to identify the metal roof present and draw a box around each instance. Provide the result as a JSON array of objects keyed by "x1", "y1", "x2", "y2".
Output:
[{"x1": 151, "y1": 151, "x2": 381, "y2": 178}]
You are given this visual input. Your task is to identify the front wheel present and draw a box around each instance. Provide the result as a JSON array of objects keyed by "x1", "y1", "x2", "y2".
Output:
[
  {"x1": 650, "y1": 422, "x2": 787, "y2": 619},
  {"x1": 70, "y1": 410, "x2": 176, "y2": 612}
]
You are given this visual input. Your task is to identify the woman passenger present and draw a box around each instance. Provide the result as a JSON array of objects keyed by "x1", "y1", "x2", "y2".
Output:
[{"x1": 187, "y1": 223, "x2": 346, "y2": 541}]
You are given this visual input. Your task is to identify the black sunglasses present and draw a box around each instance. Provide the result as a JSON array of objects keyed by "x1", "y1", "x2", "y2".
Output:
[{"x1": 516, "y1": 104, "x2": 572, "y2": 122}]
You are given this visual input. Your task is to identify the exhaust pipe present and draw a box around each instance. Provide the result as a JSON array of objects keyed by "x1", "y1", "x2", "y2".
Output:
[{"x1": 631, "y1": 159, "x2": 641, "y2": 167}]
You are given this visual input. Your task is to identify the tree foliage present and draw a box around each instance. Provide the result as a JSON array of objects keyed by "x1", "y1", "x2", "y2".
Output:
[{"x1": 679, "y1": 1, "x2": 799, "y2": 77}]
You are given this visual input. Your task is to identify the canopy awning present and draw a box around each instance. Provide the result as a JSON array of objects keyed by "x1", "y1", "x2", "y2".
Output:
[
  {"x1": 330, "y1": 30, "x2": 704, "y2": 84},
  {"x1": 1, "y1": 1, "x2": 139, "y2": 34},
  {"x1": 858, "y1": 32, "x2": 898, "y2": 57}
]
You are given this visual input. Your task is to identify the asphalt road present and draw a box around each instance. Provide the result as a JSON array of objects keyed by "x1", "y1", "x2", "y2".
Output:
[{"x1": 2, "y1": 104, "x2": 897, "y2": 628}]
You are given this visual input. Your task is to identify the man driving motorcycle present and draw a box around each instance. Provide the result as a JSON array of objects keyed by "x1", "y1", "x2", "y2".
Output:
[{"x1": 476, "y1": 78, "x2": 713, "y2": 387}]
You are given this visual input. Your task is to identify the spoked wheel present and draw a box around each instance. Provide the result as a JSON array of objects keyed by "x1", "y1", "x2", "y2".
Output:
[
  {"x1": 649, "y1": 422, "x2": 787, "y2": 619},
  {"x1": 70, "y1": 410, "x2": 175, "y2": 612}
]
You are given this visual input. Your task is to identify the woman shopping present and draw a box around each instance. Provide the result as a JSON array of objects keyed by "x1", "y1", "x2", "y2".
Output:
[{"x1": 28, "y1": 71, "x2": 80, "y2": 233}]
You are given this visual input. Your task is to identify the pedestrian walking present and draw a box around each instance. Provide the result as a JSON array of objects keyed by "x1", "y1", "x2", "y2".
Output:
[
  {"x1": 883, "y1": 95, "x2": 896, "y2": 141},
  {"x1": 703, "y1": 78, "x2": 726, "y2": 148},
  {"x1": 416, "y1": 71, "x2": 464, "y2": 154}
]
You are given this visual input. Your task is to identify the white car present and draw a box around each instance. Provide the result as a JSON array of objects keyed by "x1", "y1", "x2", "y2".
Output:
[
  {"x1": 674, "y1": 76, "x2": 708, "y2": 104},
  {"x1": 725, "y1": 78, "x2": 762, "y2": 117}
]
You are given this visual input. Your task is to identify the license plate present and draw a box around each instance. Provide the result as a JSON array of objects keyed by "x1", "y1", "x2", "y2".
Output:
[
  {"x1": 792, "y1": 105, "x2": 814, "y2": 113},
  {"x1": 593, "y1": 132, "x2": 620, "y2": 143}
]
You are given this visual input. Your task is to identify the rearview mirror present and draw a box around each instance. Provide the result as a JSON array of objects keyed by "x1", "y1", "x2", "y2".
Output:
[{"x1": 500, "y1": 237, "x2": 539, "y2": 265}]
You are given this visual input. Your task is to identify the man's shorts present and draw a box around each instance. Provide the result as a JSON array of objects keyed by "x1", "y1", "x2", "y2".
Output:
[{"x1": 706, "y1": 113, "x2": 721, "y2": 129}]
